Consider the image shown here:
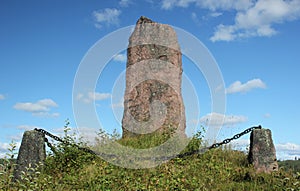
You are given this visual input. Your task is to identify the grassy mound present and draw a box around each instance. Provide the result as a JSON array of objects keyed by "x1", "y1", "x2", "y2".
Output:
[{"x1": 1, "y1": 126, "x2": 299, "y2": 190}]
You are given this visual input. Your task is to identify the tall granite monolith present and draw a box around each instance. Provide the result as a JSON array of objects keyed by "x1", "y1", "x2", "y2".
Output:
[
  {"x1": 248, "y1": 128, "x2": 278, "y2": 173},
  {"x1": 122, "y1": 16, "x2": 186, "y2": 138},
  {"x1": 13, "y1": 130, "x2": 46, "y2": 181}
]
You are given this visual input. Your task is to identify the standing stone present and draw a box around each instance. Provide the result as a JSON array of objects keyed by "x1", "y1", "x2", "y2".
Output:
[
  {"x1": 122, "y1": 16, "x2": 186, "y2": 138},
  {"x1": 248, "y1": 128, "x2": 278, "y2": 173},
  {"x1": 13, "y1": 130, "x2": 46, "y2": 181}
]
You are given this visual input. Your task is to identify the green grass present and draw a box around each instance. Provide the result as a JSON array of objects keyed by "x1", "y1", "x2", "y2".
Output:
[{"x1": 1, "y1": 126, "x2": 300, "y2": 191}]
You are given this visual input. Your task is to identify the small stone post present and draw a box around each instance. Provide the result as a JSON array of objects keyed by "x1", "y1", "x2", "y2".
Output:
[
  {"x1": 248, "y1": 128, "x2": 278, "y2": 173},
  {"x1": 13, "y1": 130, "x2": 46, "y2": 181}
]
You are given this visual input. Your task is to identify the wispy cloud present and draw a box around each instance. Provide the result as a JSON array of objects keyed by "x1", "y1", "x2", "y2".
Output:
[
  {"x1": 13, "y1": 99, "x2": 59, "y2": 117},
  {"x1": 276, "y1": 142, "x2": 300, "y2": 160},
  {"x1": 161, "y1": 0, "x2": 177, "y2": 10},
  {"x1": 111, "y1": 98, "x2": 124, "y2": 108},
  {"x1": 89, "y1": 92, "x2": 111, "y2": 101},
  {"x1": 228, "y1": 140, "x2": 300, "y2": 160},
  {"x1": 199, "y1": 112, "x2": 247, "y2": 127},
  {"x1": 210, "y1": 12, "x2": 223, "y2": 17},
  {"x1": 93, "y1": 8, "x2": 122, "y2": 29},
  {"x1": 226, "y1": 79, "x2": 266, "y2": 94},
  {"x1": 0, "y1": 141, "x2": 21, "y2": 158},
  {"x1": 119, "y1": 0, "x2": 131, "y2": 7},
  {"x1": 0, "y1": 94, "x2": 5, "y2": 100},
  {"x1": 197, "y1": 0, "x2": 253, "y2": 11},
  {"x1": 76, "y1": 92, "x2": 111, "y2": 103},
  {"x1": 161, "y1": 0, "x2": 253, "y2": 11},
  {"x1": 76, "y1": 127, "x2": 99, "y2": 144},
  {"x1": 113, "y1": 53, "x2": 127, "y2": 62},
  {"x1": 52, "y1": 126, "x2": 101, "y2": 144},
  {"x1": 33, "y1": 112, "x2": 60, "y2": 118},
  {"x1": 225, "y1": 139, "x2": 300, "y2": 161},
  {"x1": 17, "y1": 125, "x2": 42, "y2": 131},
  {"x1": 0, "y1": 142, "x2": 10, "y2": 153},
  {"x1": 230, "y1": 138, "x2": 250, "y2": 147},
  {"x1": 191, "y1": 12, "x2": 200, "y2": 24}
]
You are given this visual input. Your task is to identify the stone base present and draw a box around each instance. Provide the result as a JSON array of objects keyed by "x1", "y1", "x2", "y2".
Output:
[
  {"x1": 248, "y1": 128, "x2": 278, "y2": 173},
  {"x1": 13, "y1": 130, "x2": 46, "y2": 181}
]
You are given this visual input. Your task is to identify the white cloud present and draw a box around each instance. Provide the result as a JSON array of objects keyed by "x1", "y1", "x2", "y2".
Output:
[
  {"x1": 14, "y1": 99, "x2": 58, "y2": 112},
  {"x1": 76, "y1": 93, "x2": 84, "y2": 100},
  {"x1": 276, "y1": 142, "x2": 300, "y2": 160},
  {"x1": 199, "y1": 112, "x2": 247, "y2": 127},
  {"x1": 161, "y1": 0, "x2": 253, "y2": 10},
  {"x1": 33, "y1": 112, "x2": 60, "y2": 118},
  {"x1": 76, "y1": 127, "x2": 99, "y2": 144},
  {"x1": 161, "y1": 0, "x2": 300, "y2": 41},
  {"x1": 52, "y1": 126, "x2": 101, "y2": 145},
  {"x1": 210, "y1": 12, "x2": 223, "y2": 17},
  {"x1": 196, "y1": 0, "x2": 253, "y2": 11},
  {"x1": 0, "y1": 141, "x2": 21, "y2": 158},
  {"x1": 13, "y1": 99, "x2": 59, "y2": 117},
  {"x1": 226, "y1": 78, "x2": 266, "y2": 94},
  {"x1": 264, "y1": 113, "x2": 271, "y2": 118},
  {"x1": 77, "y1": 92, "x2": 111, "y2": 103},
  {"x1": 161, "y1": 0, "x2": 177, "y2": 10},
  {"x1": 0, "y1": 142, "x2": 10, "y2": 153},
  {"x1": 0, "y1": 94, "x2": 5, "y2": 100},
  {"x1": 93, "y1": 8, "x2": 121, "y2": 29},
  {"x1": 210, "y1": 24, "x2": 236, "y2": 42},
  {"x1": 231, "y1": 138, "x2": 250, "y2": 147},
  {"x1": 177, "y1": 0, "x2": 197, "y2": 8},
  {"x1": 113, "y1": 53, "x2": 127, "y2": 62},
  {"x1": 89, "y1": 92, "x2": 111, "y2": 101},
  {"x1": 9, "y1": 133, "x2": 23, "y2": 142},
  {"x1": 111, "y1": 98, "x2": 124, "y2": 108},
  {"x1": 226, "y1": 141, "x2": 300, "y2": 160},
  {"x1": 119, "y1": 0, "x2": 131, "y2": 7},
  {"x1": 191, "y1": 12, "x2": 200, "y2": 24},
  {"x1": 17, "y1": 125, "x2": 42, "y2": 131},
  {"x1": 225, "y1": 138, "x2": 251, "y2": 151},
  {"x1": 211, "y1": 0, "x2": 300, "y2": 41},
  {"x1": 276, "y1": 143, "x2": 300, "y2": 154}
]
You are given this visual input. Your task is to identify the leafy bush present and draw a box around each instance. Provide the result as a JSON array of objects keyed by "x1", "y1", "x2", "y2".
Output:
[
  {"x1": 44, "y1": 121, "x2": 96, "y2": 176},
  {"x1": 0, "y1": 141, "x2": 17, "y2": 190}
]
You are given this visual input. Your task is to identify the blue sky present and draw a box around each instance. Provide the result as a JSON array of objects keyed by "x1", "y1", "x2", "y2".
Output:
[{"x1": 1, "y1": 0, "x2": 300, "y2": 160}]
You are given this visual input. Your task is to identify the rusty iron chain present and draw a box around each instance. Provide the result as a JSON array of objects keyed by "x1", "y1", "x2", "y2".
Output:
[
  {"x1": 208, "y1": 125, "x2": 262, "y2": 149},
  {"x1": 169, "y1": 125, "x2": 262, "y2": 159},
  {"x1": 35, "y1": 125, "x2": 262, "y2": 160},
  {"x1": 44, "y1": 137, "x2": 57, "y2": 154},
  {"x1": 34, "y1": 128, "x2": 97, "y2": 155}
]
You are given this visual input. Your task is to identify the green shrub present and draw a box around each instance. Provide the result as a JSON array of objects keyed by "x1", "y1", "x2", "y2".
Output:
[
  {"x1": 0, "y1": 141, "x2": 17, "y2": 190},
  {"x1": 44, "y1": 121, "x2": 96, "y2": 176}
]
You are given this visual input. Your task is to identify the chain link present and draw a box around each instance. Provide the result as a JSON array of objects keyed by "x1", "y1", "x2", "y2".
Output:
[
  {"x1": 35, "y1": 125, "x2": 262, "y2": 160},
  {"x1": 208, "y1": 125, "x2": 262, "y2": 149},
  {"x1": 44, "y1": 137, "x2": 58, "y2": 155},
  {"x1": 34, "y1": 128, "x2": 97, "y2": 155}
]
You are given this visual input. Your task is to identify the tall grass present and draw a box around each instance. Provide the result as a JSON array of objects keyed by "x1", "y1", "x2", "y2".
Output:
[{"x1": 1, "y1": 124, "x2": 299, "y2": 190}]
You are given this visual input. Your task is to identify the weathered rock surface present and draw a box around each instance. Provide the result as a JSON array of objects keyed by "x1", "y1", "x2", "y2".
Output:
[
  {"x1": 122, "y1": 16, "x2": 186, "y2": 138},
  {"x1": 248, "y1": 128, "x2": 278, "y2": 173},
  {"x1": 13, "y1": 130, "x2": 46, "y2": 181}
]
